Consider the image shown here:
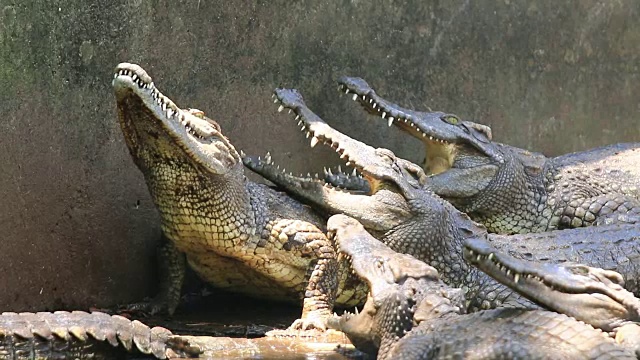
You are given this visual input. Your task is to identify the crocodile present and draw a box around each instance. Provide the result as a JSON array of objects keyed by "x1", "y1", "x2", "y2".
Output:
[
  {"x1": 243, "y1": 88, "x2": 640, "y2": 312},
  {"x1": 0, "y1": 311, "x2": 200, "y2": 359},
  {"x1": 113, "y1": 63, "x2": 368, "y2": 331},
  {"x1": 336, "y1": 76, "x2": 640, "y2": 234},
  {"x1": 463, "y1": 236, "x2": 640, "y2": 354},
  {"x1": 325, "y1": 214, "x2": 636, "y2": 360},
  {"x1": 0, "y1": 311, "x2": 366, "y2": 359}
]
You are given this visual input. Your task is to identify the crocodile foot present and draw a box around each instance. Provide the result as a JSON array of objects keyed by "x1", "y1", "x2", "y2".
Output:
[
  {"x1": 288, "y1": 312, "x2": 329, "y2": 331},
  {"x1": 266, "y1": 311, "x2": 331, "y2": 337},
  {"x1": 118, "y1": 297, "x2": 175, "y2": 317}
]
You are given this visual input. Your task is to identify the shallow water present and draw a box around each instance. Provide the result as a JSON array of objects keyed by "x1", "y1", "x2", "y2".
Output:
[{"x1": 126, "y1": 290, "x2": 366, "y2": 359}]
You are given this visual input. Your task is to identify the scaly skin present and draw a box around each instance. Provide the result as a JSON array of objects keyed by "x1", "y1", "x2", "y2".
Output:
[
  {"x1": 243, "y1": 88, "x2": 640, "y2": 312},
  {"x1": 113, "y1": 63, "x2": 367, "y2": 331},
  {"x1": 0, "y1": 311, "x2": 365, "y2": 359},
  {"x1": 0, "y1": 311, "x2": 199, "y2": 359},
  {"x1": 337, "y1": 76, "x2": 640, "y2": 234},
  {"x1": 326, "y1": 214, "x2": 634, "y2": 360},
  {"x1": 464, "y1": 237, "x2": 640, "y2": 355}
]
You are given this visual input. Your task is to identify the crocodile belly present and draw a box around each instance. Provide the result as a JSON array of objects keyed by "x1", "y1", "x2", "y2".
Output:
[{"x1": 185, "y1": 252, "x2": 305, "y2": 303}]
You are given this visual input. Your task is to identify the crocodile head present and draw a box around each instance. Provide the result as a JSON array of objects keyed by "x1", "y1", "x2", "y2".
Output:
[
  {"x1": 463, "y1": 237, "x2": 640, "y2": 332},
  {"x1": 245, "y1": 88, "x2": 432, "y2": 232},
  {"x1": 325, "y1": 214, "x2": 458, "y2": 358},
  {"x1": 113, "y1": 63, "x2": 241, "y2": 178},
  {"x1": 337, "y1": 76, "x2": 502, "y2": 175},
  {"x1": 335, "y1": 77, "x2": 546, "y2": 211}
]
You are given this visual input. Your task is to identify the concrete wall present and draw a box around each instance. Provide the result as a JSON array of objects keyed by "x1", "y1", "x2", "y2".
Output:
[{"x1": 1, "y1": 0, "x2": 638, "y2": 310}]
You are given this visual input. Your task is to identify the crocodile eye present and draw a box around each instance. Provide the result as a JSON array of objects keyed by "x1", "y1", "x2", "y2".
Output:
[
  {"x1": 375, "y1": 148, "x2": 396, "y2": 165},
  {"x1": 441, "y1": 114, "x2": 460, "y2": 125}
]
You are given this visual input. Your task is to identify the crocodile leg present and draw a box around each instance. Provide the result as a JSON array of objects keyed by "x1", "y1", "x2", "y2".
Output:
[
  {"x1": 124, "y1": 235, "x2": 186, "y2": 316},
  {"x1": 266, "y1": 219, "x2": 339, "y2": 331}
]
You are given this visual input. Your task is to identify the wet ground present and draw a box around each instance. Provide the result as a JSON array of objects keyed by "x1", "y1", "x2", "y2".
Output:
[{"x1": 121, "y1": 289, "x2": 367, "y2": 359}]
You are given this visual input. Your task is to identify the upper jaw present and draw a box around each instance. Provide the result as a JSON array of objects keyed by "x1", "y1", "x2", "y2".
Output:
[
  {"x1": 271, "y1": 88, "x2": 426, "y2": 199},
  {"x1": 113, "y1": 63, "x2": 240, "y2": 174},
  {"x1": 337, "y1": 76, "x2": 503, "y2": 169}
]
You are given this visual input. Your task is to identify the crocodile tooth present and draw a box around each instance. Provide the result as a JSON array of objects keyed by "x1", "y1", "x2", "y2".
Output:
[
  {"x1": 467, "y1": 250, "x2": 474, "y2": 256},
  {"x1": 288, "y1": 109, "x2": 292, "y2": 114},
  {"x1": 488, "y1": 253, "x2": 494, "y2": 261},
  {"x1": 310, "y1": 136, "x2": 319, "y2": 148},
  {"x1": 514, "y1": 274, "x2": 520, "y2": 283},
  {"x1": 345, "y1": 161, "x2": 352, "y2": 166},
  {"x1": 301, "y1": 126, "x2": 305, "y2": 132},
  {"x1": 352, "y1": 94, "x2": 358, "y2": 101},
  {"x1": 345, "y1": 88, "x2": 350, "y2": 94},
  {"x1": 306, "y1": 131, "x2": 311, "y2": 138},
  {"x1": 278, "y1": 105, "x2": 284, "y2": 112},
  {"x1": 327, "y1": 168, "x2": 333, "y2": 176},
  {"x1": 351, "y1": 168, "x2": 357, "y2": 176},
  {"x1": 240, "y1": 150, "x2": 246, "y2": 157},
  {"x1": 373, "y1": 103, "x2": 377, "y2": 109},
  {"x1": 265, "y1": 152, "x2": 272, "y2": 164},
  {"x1": 295, "y1": 115, "x2": 300, "y2": 121},
  {"x1": 166, "y1": 109, "x2": 173, "y2": 118},
  {"x1": 298, "y1": 120, "x2": 303, "y2": 126},
  {"x1": 388, "y1": 117, "x2": 394, "y2": 127},
  {"x1": 132, "y1": 74, "x2": 138, "y2": 82},
  {"x1": 381, "y1": 111, "x2": 386, "y2": 118},
  {"x1": 476, "y1": 255, "x2": 481, "y2": 262},
  {"x1": 361, "y1": 95, "x2": 366, "y2": 100},
  {"x1": 338, "y1": 165, "x2": 342, "y2": 173},
  {"x1": 273, "y1": 98, "x2": 278, "y2": 103}
]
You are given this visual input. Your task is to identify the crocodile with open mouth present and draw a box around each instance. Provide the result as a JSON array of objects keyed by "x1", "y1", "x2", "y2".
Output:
[
  {"x1": 336, "y1": 77, "x2": 640, "y2": 234},
  {"x1": 112, "y1": 63, "x2": 370, "y2": 332},
  {"x1": 243, "y1": 88, "x2": 640, "y2": 312},
  {"x1": 325, "y1": 214, "x2": 636, "y2": 360}
]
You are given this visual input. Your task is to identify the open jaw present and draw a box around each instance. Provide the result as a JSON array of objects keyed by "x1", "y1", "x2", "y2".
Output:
[
  {"x1": 337, "y1": 76, "x2": 502, "y2": 175},
  {"x1": 112, "y1": 63, "x2": 239, "y2": 174},
  {"x1": 325, "y1": 214, "x2": 436, "y2": 354},
  {"x1": 463, "y1": 237, "x2": 639, "y2": 332},
  {"x1": 327, "y1": 214, "x2": 439, "y2": 294},
  {"x1": 245, "y1": 88, "x2": 425, "y2": 200}
]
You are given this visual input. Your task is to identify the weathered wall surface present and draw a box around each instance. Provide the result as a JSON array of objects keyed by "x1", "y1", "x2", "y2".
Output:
[{"x1": 0, "y1": 0, "x2": 638, "y2": 310}]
